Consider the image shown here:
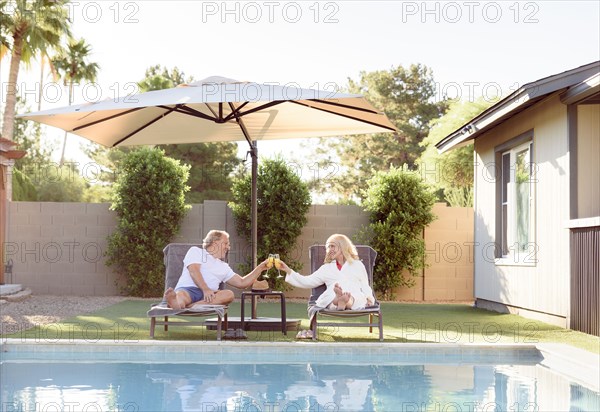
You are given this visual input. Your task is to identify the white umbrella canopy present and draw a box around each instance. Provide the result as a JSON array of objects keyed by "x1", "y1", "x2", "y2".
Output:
[
  {"x1": 20, "y1": 76, "x2": 396, "y2": 146},
  {"x1": 20, "y1": 76, "x2": 397, "y2": 265}
]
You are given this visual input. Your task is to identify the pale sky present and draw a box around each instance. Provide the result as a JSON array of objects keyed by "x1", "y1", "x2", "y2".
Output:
[{"x1": 2, "y1": 0, "x2": 599, "y2": 163}]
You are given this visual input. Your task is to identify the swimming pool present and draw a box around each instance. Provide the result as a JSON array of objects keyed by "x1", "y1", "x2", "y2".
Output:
[{"x1": 2, "y1": 340, "x2": 599, "y2": 411}]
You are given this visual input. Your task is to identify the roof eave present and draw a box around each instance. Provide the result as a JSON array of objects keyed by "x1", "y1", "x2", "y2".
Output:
[
  {"x1": 560, "y1": 73, "x2": 600, "y2": 105},
  {"x1": 435, "y1": 61, "x2": 600, "y2": 153},
  {"x1": 435, "y1": 87, "x2": 539, "y2": 153}
]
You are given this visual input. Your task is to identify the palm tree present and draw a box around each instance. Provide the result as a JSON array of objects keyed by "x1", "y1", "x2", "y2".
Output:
[
  {"x1": 52, "y1": 37, "x2": 100, "y2": 165},
  {"x1": 38, "y1": 47, "x2": 64, "y2": 111},
  {"x1": 1, "y1": 0, "x2": 72, "y2": 141}
]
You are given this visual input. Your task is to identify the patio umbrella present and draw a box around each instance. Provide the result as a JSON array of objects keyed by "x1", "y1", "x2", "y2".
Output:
[{"x1": 19, "y1": 76, "x2": 397, "y2": 265}]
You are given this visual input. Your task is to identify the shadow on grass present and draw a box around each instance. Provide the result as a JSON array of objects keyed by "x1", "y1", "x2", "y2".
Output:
[{"x1": 2, "y1": 300, "x2": 599, "y2": 353}]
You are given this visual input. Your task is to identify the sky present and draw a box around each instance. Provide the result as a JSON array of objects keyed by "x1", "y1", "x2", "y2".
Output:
[{"x1": 2, "y1": 0, "x2": 599, "y2": 165}]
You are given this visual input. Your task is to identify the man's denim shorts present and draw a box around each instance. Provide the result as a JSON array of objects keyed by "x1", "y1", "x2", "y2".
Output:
[{"x1": 175, "y1": 286, "x2": 204, "y2": 303}]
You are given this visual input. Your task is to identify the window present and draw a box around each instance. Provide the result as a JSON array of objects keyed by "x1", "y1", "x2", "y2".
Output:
[{"x1": 496, "y1": 132, "x2": 536, "y2": 264}]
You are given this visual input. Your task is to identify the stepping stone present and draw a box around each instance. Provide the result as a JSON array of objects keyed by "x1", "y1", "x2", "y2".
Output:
[{"x1": 1, "y1": 288, "x2": 32, "y2": 302}]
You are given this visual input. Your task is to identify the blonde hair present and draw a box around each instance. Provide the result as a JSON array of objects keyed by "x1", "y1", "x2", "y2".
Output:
[
  {"x1": 202, "y1": 230, "x2": 229, "y2": 249},
  {"x1": 324, "y1": 234, "x2": 359, "y2": 264}
]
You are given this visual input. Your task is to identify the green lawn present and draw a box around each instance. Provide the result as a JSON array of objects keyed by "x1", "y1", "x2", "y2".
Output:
[{"x1": 4, "y1": 300, "x2": 599, "y2": 354}]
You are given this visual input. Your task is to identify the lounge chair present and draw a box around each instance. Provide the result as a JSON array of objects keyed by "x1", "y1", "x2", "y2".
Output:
[
  {"x1": 147, "y1": 243, "x2": 228, "y2": 340},
  {"x1": 308, "y1": 244, "x2": 383, "y2": 341}
]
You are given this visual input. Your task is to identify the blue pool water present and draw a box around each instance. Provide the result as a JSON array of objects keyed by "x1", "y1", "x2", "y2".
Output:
[
  {"x1": 1, "y1": 344, "x2": 599, "y2": 411},
  {"x1": 3, "y1": 361, "x2": 600, "y2": 411}
]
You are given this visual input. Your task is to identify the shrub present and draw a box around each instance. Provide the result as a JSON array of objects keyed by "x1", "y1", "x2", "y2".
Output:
[
  {"x1": 12, "y1": 168, "x2": 37, "y2": 201},
  {"x1": 106, "y1": 147, "x2": 190, "y2": 297},
  {"x1": 35, "y1": 163, "x2": 86, "y2": 202},
  {"x1": 362, "y1": 166, "x2": 436, "y2": 297},
  {"x1": 230, "y1": 157, "x2": 311, "y2": 290}
]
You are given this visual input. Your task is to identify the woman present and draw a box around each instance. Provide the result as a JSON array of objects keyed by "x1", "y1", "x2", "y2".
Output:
[{"x1": 279, "y1": 234, "x2": 375, "y2": 310}]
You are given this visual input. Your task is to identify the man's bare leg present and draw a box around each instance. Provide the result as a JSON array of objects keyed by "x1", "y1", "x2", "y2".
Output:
[
  {"x1": 190, "y1": 290, "x2": 235, "y2": 307},
  {"x1": 164, "y1": 287, "x2": 190, "y2": 309}
]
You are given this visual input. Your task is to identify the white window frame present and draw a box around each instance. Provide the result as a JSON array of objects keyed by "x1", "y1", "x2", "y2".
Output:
[{"x1": 496, "y1": 134, "x2": 537, "y2": 266}]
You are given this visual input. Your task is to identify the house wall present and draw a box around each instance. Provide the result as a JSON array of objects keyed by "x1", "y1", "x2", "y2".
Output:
[
  {"x1": 6, "y1": 201, "x2": 473, "y2": 301},
  {"x1": 473, "y1": 93, "x2": 570, "y2": 326},
  {"x1": 577, "y1": 104, "x2": 600, "y2": 219}
]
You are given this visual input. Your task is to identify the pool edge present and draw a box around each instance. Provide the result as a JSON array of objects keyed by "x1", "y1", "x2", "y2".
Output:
[{"x1": 2, "y1": 340, "x2": 598, "y2": 392}]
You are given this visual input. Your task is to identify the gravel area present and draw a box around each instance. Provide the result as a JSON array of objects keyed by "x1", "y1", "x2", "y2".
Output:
[{"x1": 0, "y1": 295, "x2": 127, "y2": 335}]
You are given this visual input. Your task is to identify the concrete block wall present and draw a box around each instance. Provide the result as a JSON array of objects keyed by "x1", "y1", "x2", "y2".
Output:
[
  {"x1": 393, "y1": 203, "x2": 474, "y2": 301},
  {"x1": 6, "y1": 202, "x2": 117, "y2": 295},
  {"x1": 169, "y1": 200, "x2": 250, "y2": 269},
  {"x1": 6, "y1": 201, "x2": 473, "y2": 301}
]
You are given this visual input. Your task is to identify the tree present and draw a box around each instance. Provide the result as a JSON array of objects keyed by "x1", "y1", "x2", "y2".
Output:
[
  {"x1": 34, "y1": 27, "x2": 69, "y2": 112},
  {"x1": 0, "y1": 6, "x2": 9, "y2": 53},
  {"x1": 138, "y1": 65, "x2": 242, "y2": 203},
  {"x1": 310, "y1": 64, "x2": 448, "y2": 201},
  {"x1": 417, "y1": 98, "x2": 494, "y2": 207},
  {"x1": 11, "y1": 97, "x2": 99, "y2": 202},
  {"x1": 230, "y1": 157, "x2": 311, "y2": 290},
  {"x1": 160, "y1": 143, "x2": 241, "y2": 203},
  {"x1": 1, "y1": 0, "x2": 72, "y2": 141},
  {"x1": 106, "y1": 147, "x2": 190, "y2": 297},
  {"x1": 12, "y1": 98, "x2": 52, "y2": 170},
  {"x1": 12, "y1": 168, "x2": 36, "y2": 201},
  {"x1": 52, "y1": 37, "x2": 100, "y2": 165},
  {"x1": 137, "y1": 65, "x2": 191, "y2": 92},
  {"x1": 35, "y1": 163, "x2": 87, "y2": 201},
  {"x1": 12, "y1": 97, "x2": 50, "y2": 200},
  {"x1": 361, "y1": 166, "x2": 436, "y2": 297}
]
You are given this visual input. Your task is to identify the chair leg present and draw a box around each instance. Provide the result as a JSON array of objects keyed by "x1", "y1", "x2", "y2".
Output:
[
  {"x1": 164, "y1": 316, "x2": 169, "y2": 332},
  {"x1": 216, "y1": 314, "x2": 222, "y2": 341},
  {"x1": 378, "y1": 312, "x2": 384, "y2": 342},
  {"x1": 150, "y1": 317, "x2": 156, "y2": 338},
  {"x1": 310, "y1": 315, "x2": 317, "y2": 341},
  {"x1": 223, "y1": 312, "x2": 228, "y2": 331},
  {"x1": 369, "y1": 313, "x2": 373, "y2": 333}
]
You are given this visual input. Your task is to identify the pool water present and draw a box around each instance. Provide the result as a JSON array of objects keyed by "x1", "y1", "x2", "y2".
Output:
[{"x1": 2, "y1": 361, "x2": 599, "y2": 411}]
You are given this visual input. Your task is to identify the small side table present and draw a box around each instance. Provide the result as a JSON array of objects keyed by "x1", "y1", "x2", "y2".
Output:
[{"x1": 240, "y1": 291, "x2": 287, "y2": 335}]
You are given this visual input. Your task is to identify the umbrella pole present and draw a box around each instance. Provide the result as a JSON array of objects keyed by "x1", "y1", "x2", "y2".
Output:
[{"x1": 250, "y1": 141, "x2": 258, "y2": 268}]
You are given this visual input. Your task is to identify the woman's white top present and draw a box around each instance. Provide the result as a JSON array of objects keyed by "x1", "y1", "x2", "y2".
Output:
[{"x1": 285, "y1": 259, "x2": 375, "y2": 309}]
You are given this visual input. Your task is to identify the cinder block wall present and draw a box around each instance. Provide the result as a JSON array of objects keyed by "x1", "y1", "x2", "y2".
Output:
[
  {"x1": 393, "y1": 203, "x2": 474, "y2": 301},
  {"x1": 6, "y1": 201, "x2": 472, "y2": 301},
  {"x1": 6, "y1": 202, "x2": 117, "y2": 296}
]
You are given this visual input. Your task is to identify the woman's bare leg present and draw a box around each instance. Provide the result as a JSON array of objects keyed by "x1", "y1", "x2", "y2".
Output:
[
  {"x1": 336, "y1": 291, "x2": 354, "y2": 310},
  {"x1": 332, "y1": 283, "x2": 344, "y2": 307}
]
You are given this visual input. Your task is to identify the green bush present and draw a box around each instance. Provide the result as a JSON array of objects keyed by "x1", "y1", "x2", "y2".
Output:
[
  {"x1": 35, "y1": 163, "x2": 86, "y2": 202},
  {"x1": 230, "y1": 157, "x2": 311, "y2": 290},
  {"x1": 362, "y1": 166, "x2": 436, "y2": 297},
  {"x1": 106, "y1": 148, "x2": 190, "y2": 297},
  {"x1": 13, "y1": 162, "x2": 88, "y2": 202},
  {"x1": 12, "y1": 168, "x2": 37, "y2": 201}
]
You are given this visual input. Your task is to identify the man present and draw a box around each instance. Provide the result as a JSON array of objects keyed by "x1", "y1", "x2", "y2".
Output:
[{"x1": 164, "y1": 230, "x2": 267, "y2": 309}]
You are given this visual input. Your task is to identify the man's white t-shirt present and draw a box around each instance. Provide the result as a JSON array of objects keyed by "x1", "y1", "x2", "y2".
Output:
[{"x1": 175, "y1": 247, "x2": 235, "y2": 291}]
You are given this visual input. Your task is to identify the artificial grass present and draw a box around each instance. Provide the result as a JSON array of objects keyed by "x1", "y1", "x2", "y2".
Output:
[{"x1": 3, "y1": 300, "x2": 599, "y2": 354}]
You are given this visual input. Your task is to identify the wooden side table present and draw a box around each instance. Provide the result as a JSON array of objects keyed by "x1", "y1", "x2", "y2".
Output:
[{"x1": 240, "y1": 291, "x2": 287, "y2": 335}]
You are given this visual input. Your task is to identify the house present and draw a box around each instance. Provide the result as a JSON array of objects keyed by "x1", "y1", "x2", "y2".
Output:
[{"x1": 436, "y1": 62, "x2": 599, "y2": 336}]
